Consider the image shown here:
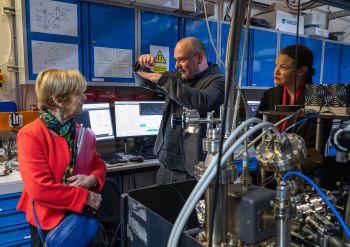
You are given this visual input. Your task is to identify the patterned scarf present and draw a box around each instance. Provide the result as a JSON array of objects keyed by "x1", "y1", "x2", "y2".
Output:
[{"x1": 39, "y1": 109, "x2": 77, "y2": 184}]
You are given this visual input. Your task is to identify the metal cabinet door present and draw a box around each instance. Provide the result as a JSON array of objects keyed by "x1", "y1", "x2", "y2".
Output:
[
  {"x1": 141, "y1": 11, "x2": 179, "y2": 71},
  {"x1": 301, "y1": 37, "x2": 322, "y2": 84},
  {"x1": 86, "y1": 2, "x2": 135, "y2": 82},
  {"x1": 183, "y1": 18, "x2": 217, "y2": 64},
  {"x1": 220, "y1": 22, "x2": 248, "y2": 86},
  {"x1": 339, "y1": 44, "x2": 350, "y2": 83},
  {"x1": 323, "y1": 41, "x2": 341, "y2": 84},
  {"x1": 250, "y1": 29, "x2": 277, "y2": 87}
]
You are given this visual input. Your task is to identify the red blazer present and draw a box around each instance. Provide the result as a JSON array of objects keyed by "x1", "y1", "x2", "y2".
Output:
[{"x1": 16, "y1": 119, "x2": 106, "y2": 230}]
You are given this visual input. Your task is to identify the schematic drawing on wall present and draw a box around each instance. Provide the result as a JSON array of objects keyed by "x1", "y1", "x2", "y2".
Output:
[
  {"x1": 31, "y1": 40, "x2": 79, "y2": 74},
  {"x1": 29, "y1": 0, "x2": 78, "y2": 37},
  {"x1": 93, "y1": 47, "x2": 132, "y2": 79}
]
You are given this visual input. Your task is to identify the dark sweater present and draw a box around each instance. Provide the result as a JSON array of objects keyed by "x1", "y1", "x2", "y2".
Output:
[{"x1": 135, "y1": 63, "x2": 225, "y2": 175}]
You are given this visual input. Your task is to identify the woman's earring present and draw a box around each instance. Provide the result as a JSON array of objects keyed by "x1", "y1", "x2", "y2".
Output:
[{"x1": 60, "y1": 107, "x2": 65, "y2": 112}]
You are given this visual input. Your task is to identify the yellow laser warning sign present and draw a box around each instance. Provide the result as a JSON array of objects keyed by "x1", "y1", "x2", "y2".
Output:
[{"x1": 155, "y1": 50, "x2": 166, "y2": 64}]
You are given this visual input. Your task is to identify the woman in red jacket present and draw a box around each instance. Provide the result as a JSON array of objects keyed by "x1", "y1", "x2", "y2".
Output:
[{"x1": 16, "y1": 69, "x2": 106, "y2": 246}]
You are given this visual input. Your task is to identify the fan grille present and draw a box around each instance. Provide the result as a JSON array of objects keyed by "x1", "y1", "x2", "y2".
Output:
[
  {"x1": 324, "y1": 84, "x2": 350, "y2": 106},
  {"x1": 305, "y1": 84, "x2": 325, "y2": 106}
]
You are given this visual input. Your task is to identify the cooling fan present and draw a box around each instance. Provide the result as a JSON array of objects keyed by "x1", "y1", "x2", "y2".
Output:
[
  {"x1": 305, "y1": 84, "x2": 325, "y2": 106},
  {"x1": 324, "y1": 84, "x2": 350, "y2": 107},
  {"x1": 305, "y1": 84, "x2": 350, "y2": 116}
]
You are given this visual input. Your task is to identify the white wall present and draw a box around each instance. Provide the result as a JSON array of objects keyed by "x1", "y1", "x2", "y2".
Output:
[{"x1": 0, "y1": 0, "x2": 17, "y2": 104}]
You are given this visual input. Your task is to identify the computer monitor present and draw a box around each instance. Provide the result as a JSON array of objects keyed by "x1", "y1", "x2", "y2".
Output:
[
  {"x1": 247, "y1": 100, "x2": 261, "y2": 118},
  {"x1": 114, "y1": 101, "x2": 164, "y2": 138},
  {"x1": 74, "y1": 103, "x2": 114, "y2": 141}
]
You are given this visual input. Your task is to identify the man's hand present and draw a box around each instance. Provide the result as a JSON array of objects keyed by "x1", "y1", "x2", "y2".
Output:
[
  {"x1": 138, "y1": 54, "x2": 155, "y2": 68},
  {"x1": 67, "y1": 174, "x2": 98, "y2": 189}
]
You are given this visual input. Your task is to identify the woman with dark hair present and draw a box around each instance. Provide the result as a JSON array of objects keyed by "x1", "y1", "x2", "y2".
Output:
[{"x1": 256, "y1": 44, "x2": 331, "y2": 153}]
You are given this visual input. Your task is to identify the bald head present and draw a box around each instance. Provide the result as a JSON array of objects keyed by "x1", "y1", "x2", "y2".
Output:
[
  {"x1": 174, "y1": 37, "x2": 208, "y2": 79},
  {"x1": 176, "y1": 37, "x2": 206, "y2": 57}
]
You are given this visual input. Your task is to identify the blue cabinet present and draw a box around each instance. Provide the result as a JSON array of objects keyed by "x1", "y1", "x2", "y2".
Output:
[
  {"x1": 280, "y1": 33, "x2": 322, "y2": 84},
  {"x1": 301, "y1": 37, "x2": 322, "y2": 84},
  {"x1": 339, "y1": 44, "x2": 350, "y2": 83},
  {"x1": 250, "y1": 28, "x2": 277, "y2": 87},
  {"x1": 0, "y1": 193, "x2": 30, "y2": 246},
  {"x1": 141, "y1": 11, "x2": 179, "y2": 71},
  {"x1": 183, "y1": 18, "x2": 217, "y2": 64},
  {"x1": 323, "y1": 41, "x2": 341, "y2": 84},
  {"x1": 220, "y1": 22, "x2": 248, "y2": 85},
  {"x1": 84, "y1": 2, "x2": 135, "y2": 83}
]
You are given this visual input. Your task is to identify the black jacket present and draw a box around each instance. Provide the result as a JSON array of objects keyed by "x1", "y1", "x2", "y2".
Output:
[
  {"x1": 256, "y1": 85, "x2": 332, "y2": 153},
  {"x1": 135, "y1": 64, "x2": 225, "y2": 175}
]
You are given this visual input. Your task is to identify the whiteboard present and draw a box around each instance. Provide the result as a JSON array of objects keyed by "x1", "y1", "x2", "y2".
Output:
[
  {"x1": 29, "y1": 0, "x2": 78, "y2": 37},
  {"x1": 31, "y1": 40, "x2": 79, "y2": 74}
]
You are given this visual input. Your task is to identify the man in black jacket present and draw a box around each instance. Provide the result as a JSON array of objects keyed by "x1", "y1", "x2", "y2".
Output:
[{"x1": 134, "y1": 37, "x2": 225, "y2": 184}]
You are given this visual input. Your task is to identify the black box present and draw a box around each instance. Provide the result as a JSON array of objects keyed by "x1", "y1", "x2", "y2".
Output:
[{"x1": 121, "y1": 180, "x2": 202, "y2": 247}]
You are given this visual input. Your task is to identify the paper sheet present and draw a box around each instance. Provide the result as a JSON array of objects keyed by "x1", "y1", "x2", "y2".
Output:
[
  {"x1": 29, "y1": 0, "x2": 78, "y2": 37},
  {"x1": 31, "y1": 40, "x2": 79, "y2": 74},
  {"x1": 93, "y1": 47, "x2": 132, "y2": 78}
]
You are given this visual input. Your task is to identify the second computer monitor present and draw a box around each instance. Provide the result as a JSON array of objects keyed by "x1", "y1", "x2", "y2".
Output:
[
  {"x1": 74, "y1": 102, "x2": 114, "y2": 141},
  {"x1": 114, "y1": 101, "x2": 164, "y2": 138}
]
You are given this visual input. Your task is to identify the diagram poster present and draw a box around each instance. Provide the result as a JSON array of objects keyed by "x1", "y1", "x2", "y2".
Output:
[
  {"x1": 29, "y1": 0, "x2": 78, "y2": 37},
  {"x1": 93, "y1": 47, "x2": 132, "y2": 79},
  {"x1": 150, "y1": 45, "x2": 169, "y2": 73},
  {"x1": 31, "y1": 40, "x2": 79, "y2": 74}
]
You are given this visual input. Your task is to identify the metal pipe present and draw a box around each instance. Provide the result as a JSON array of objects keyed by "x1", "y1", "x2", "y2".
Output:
[
  {"x1": 205, "y1": 184, "x2": 228, "y2": 246},
  {"x1": 224, "y1": 0, "x2": 249, "y2": 140},
  {"x1": 315, "y1": 118, "x2": 323, "y2": 152},
  {"x1": 275, "y1": 183, "x2": 291, "y2": 247}
]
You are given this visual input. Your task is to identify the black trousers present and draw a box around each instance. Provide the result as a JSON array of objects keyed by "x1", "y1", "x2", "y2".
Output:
[
  {"x1": 29, "y1": 224, "x2": 48, "y2": 247},
  {"x1": 156, "y1": 166, "x2": 194, "y2": 184}
]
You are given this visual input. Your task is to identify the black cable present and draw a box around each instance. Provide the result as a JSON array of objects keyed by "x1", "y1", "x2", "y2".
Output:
[
  {"x1": 286, "y1": 0, "x2": 319, "y2": 11},
  {"x1": 98, "y1": 223, "x2": 109, "y2": 247},
  {"x1": 109, "y1": 222, "x2": 121, "y2": 246},
  {"x1": 163, "y1": 184, "x2": 188, "y2": 230},
  {"x1": 224, "y1": 0, "x2": 233, "y2": 22}
]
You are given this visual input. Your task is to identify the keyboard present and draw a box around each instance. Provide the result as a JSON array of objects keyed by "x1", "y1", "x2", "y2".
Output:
[
  {"x1": 101, "y1": 153, "x2": 128, "y2": 164},
  {"x1": 140, "y1": 153, "x2": 158, "y2": 160}
]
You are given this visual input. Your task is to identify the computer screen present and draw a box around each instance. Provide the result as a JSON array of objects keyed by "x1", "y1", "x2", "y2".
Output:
[
  {"x1": 114, "y1": 101, "x2": 164, "y2": 138},
  {"x1": 247, "y1": 100, "x2": 261, "y2": 117},
  {"x1": 74, "y1": 103, "x2": 114, "y2": 141}
]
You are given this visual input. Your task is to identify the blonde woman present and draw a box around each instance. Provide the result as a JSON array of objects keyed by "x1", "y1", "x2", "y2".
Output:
[{"x1": 16, "y1": 69, "x2": 106, "y2": 246}]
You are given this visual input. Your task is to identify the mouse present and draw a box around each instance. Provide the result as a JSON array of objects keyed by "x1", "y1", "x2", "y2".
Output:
[{"x1": 128, "y1": 156, "x2": 144, "y2": 163}]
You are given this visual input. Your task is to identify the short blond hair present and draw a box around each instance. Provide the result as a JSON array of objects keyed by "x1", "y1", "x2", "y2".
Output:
[{"x1": 35, "y1": 69, "x2": 86, "y2": 110}]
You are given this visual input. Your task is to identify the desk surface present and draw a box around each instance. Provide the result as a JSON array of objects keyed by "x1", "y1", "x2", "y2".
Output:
[
  {"x1": 0, "y1": 159, "x2": 160, "y2": 195},
  {"x1": 0, "y1": 171, "x2": 23, "y2": 195},
  {"x1": 106, "y1": 159, "x2": 160, "y2": 172}
]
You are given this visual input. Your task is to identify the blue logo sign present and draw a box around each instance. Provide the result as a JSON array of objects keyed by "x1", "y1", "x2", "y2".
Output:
[{"x1": 281, "y1": 18, "x2": 297, "y2": 26}]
